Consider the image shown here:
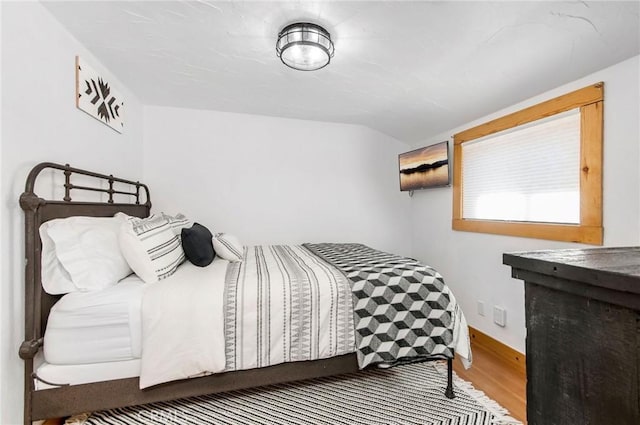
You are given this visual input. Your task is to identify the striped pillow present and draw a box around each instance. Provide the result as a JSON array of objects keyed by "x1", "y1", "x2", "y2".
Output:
[
  {"x1": 212, "y1": 233, "x2": 243, "y2": 262},
  {"x1": 119, "y1": 214, "x2": 186, "y2": 283},
  {"x1": 162, "y1": 212, "x2": 193, "y2": 236}
]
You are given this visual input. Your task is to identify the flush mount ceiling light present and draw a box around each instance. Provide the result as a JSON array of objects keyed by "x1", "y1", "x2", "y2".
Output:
[{"x1": 276, "y1": 22, "x2": 335, "y2": 71}]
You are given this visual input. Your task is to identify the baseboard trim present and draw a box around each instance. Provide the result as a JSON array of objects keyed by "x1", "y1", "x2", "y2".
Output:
[{"x1": 468, "y1": 326, "x2": 526, "y2": 374}]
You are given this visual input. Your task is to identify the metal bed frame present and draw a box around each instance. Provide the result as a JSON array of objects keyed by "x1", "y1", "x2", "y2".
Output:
[{"x1": 19, "y1": 162, "x2": 455, "y2": 424}]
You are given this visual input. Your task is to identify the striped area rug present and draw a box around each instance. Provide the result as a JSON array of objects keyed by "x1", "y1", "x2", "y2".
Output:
[{"x1": 82, "y1": 362, "x2": 521, "y2": 425}]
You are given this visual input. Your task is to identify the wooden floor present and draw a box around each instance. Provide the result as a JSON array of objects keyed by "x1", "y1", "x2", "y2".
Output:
[
  {"x1": 46, "y1": 346, "x2": 526, "y2": 425},
  {"x1": 453, "y1": 344, "x2": 527, "y2": 424}
]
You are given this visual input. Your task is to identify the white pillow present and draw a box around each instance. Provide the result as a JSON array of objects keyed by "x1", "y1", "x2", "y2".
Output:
[
  {"x1": 41, "y1": 216, "x2": 132, "y2": 294},
  {"x1": 40, "y1": 222, "x2": 75, "y2": 294},
  {"x1": 119, "y1": 214, "x2": 186, "y2": 284},
  {"x1": 212, "y1": 233, "x2": 243, "y2": 262}
]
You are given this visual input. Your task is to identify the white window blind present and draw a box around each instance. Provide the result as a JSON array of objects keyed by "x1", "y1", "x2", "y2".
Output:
[{"x1": 461, "y1": 108, "x2": 581, "y2": 224}]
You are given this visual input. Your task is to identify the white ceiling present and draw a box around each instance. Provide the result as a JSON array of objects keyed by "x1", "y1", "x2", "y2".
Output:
[{"x1": 42, "y1": 1, "x2": 640, "y2": 143}]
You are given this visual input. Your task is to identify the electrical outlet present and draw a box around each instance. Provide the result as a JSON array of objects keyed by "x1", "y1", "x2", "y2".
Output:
[
  {"x1": 493, "y1": 306, "x2": 507, "y2": 327},
  {"x1": 477, "y1": 300, "x2": 485, "y2": 316}
]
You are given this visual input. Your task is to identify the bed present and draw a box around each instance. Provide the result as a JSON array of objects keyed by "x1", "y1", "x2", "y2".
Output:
[{"x1": 19, "y1": 162, "x2": 470, "y2": 425}]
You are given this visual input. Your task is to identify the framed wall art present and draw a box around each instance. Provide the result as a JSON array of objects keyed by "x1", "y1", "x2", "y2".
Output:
[{"x1": 75, "y1": 56, "x2": 124, "y2": 133}]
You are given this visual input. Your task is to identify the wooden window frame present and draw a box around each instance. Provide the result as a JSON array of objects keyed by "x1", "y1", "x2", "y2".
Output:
[{"x1": 452, "y1": 83, "x2": 603, "y2": 245}]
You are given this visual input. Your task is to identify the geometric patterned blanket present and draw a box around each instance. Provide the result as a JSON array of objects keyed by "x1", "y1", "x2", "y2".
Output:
[{"x1": 304, "y1": 243, "x2": 456, "y2": 368}]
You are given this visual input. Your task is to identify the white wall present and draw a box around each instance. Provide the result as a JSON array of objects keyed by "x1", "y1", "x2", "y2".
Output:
[
  {"x1": 143, "y1": 106, "x2": 412, "y2": 257},
  {"x1": 410, "y1": 55, "x2": 640, "y2": 353},
  {"x1": 0, "y1": 3, "x2": 145, "y2": 424}
]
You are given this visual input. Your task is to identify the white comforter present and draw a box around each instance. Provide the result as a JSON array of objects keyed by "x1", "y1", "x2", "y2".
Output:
[
  {"x1": 140, "y1": 246, "x2": 356, "y2": 389},
  {"x1": 139, "y1": 247, "x2": 472, "y2": 389},
  {"x1": 139, "y1": 258, "x2": 228, "y2": 389}
]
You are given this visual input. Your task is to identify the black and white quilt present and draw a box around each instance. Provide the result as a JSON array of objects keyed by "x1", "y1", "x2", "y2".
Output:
[{"x1": 304, "y1": 243, "x2": 460, "y2": 368}]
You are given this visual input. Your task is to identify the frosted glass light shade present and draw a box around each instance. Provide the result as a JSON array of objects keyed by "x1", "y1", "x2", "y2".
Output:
[{"x1": 276, "y1": 23, "x2": 335, "y2": 71}]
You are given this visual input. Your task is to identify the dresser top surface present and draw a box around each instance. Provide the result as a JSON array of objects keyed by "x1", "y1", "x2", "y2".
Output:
[{"x1": 503, "y1": 246, "x2": 640, "y2": 296}]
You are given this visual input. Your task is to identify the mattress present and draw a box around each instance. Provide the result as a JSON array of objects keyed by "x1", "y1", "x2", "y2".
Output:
[
  {"x1": 43, "y1": 274, "x2": 145, "y2": 365},
  {"x1": 35, "y1": 359, "x2": 141, "y2": 390}
]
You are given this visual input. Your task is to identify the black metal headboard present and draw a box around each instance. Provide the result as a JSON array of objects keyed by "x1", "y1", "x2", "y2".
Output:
[{"x1": 18, "y1": 162, "x2": 151, "y2": 361}]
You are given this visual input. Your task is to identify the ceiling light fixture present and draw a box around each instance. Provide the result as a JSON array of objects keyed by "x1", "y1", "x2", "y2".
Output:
[{"x1": 276, "y1": 22, "x2": 335, "y2": 71}]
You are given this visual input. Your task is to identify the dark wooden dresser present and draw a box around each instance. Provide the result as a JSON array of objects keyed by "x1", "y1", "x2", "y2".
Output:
[{"x1": 503, "y1": 247, "x2": 640, "y2": 425}]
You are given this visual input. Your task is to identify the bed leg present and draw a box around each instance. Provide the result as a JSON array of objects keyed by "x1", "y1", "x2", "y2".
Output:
[
  {"x1": 24, "y1": 388, "x2": 32, "y2": 425},
  {"x1": 445, "y1": 357, "x2": 455, "y2": 399},
  {"x1": 24, "y1": 360, "x2": 33, "y2": 425}
]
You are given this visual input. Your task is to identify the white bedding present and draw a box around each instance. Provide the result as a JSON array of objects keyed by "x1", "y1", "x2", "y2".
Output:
[
  {"x1": 39, "y1": 259, "x2": 229, "y2": 390},
  {"x1": 40, "y1": 246, "x2": 471, "y2": 391},
  {"x1": 44, "y1": 275, "x2": 145, "y2": 365},
  {"x1": 139, "y1": 258, "x2": 228, "y2": 389}
]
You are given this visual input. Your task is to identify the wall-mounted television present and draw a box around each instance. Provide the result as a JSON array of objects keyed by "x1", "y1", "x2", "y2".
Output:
[{"x1": 399, "y1": 140, "x2": 450, "y2": 191}]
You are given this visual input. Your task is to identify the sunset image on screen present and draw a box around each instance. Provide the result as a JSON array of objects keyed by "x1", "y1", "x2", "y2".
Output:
[{"x1": 399, "y1": 141, "x2": 449, "y2": 191}]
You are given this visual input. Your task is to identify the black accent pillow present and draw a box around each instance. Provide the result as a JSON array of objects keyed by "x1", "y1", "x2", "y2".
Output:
[{"x1": 181, "y1": 223, "x2": 215, "y2": 267}]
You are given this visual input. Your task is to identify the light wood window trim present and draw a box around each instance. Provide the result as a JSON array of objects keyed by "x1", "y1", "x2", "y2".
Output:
[{"x1": 452, "y1": 83, "x2": 604, "y2": 245}]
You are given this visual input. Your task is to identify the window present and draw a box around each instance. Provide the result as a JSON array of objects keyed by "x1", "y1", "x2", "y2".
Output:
[{"x1": 452, "y1": 83, "x2": 603, "y2": 245}]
